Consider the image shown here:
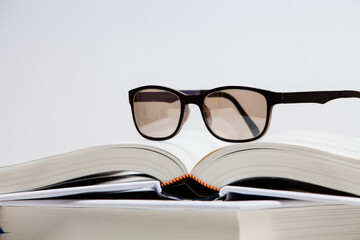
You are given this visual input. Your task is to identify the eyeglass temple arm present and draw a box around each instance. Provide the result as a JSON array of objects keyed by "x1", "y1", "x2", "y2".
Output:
[
  {"x1": 181, "y1": 91, "x2": 260, "y2": 137},
  {"x1": 280, "y1": 90, "x2": 360, "y2": 104}
]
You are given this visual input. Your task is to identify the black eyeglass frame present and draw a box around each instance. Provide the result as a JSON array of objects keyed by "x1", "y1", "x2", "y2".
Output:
[{"x1": 129, "y1": 85, "x2": 360, "y2": 143}]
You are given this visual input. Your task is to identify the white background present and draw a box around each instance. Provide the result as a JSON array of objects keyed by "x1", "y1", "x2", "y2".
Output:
[{"x1": 1, "y1": 0, "x2": 360, "y2": 166}]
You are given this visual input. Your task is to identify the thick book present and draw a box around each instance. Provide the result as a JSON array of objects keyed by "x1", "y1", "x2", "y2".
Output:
[
  {"x1": 1, "y1": 131, "x2": 360, "y2": 201},
  {"x1": 1, "y1": 200, "x2": 360, "y2": 240}
]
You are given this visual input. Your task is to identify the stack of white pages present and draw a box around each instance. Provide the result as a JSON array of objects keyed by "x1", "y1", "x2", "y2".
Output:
[{"x1": 2, "y1": 199, "x2": 360, "y2": 240}]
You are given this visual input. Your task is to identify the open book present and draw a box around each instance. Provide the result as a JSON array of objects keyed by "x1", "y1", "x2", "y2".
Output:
[{"x1": 1, "y1": 131, "x2": 360, "y2": 202}]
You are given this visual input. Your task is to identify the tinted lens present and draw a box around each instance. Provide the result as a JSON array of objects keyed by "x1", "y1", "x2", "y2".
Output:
[
  {"x1": 133, "y1": 89, "x2": 181, "y2": 138},
  {"x1": 203, "y1": 89, "x2": 267, "y2": 141}
]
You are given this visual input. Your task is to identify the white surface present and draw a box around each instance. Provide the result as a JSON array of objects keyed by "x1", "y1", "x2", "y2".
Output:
[{"x1": 1, "y1": 1, "x2": 360, "y2": 166}]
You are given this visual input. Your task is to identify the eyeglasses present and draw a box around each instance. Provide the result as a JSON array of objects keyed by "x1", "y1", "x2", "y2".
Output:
[{"x1": 129, "y1": 85, "x2": 360, "y2": 142}]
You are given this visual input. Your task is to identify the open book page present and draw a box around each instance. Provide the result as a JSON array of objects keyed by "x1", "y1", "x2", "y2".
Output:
[
  {"x1": 263, "y1": 130, "x2": 360, "y2": 159},
  {"x1": 0, "y1": 130, "x2": 227, "y2": 195},
  {"x1": 0, "y1": 199, "x2": 290, "y2": 210},
  {"x1": 0, "y1": 181, "x2": 163, "y2": 202},
  {"x1": 127, "y1": 130, "x2": 230, "y2": 172},
  {"x1": 0, "y1": 198, "x2": 292, "y2": 210},
  {"x1": 220, "y1": 186, "x2": 360, "y2": 205},
  {"x1": 189, "y1": 130, "x2": 360, "y2": 197}
]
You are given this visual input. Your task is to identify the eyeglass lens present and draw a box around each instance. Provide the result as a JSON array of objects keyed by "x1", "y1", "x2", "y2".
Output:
[
  {"x1": 133, "y1": 89, "x2": 181, "y2": 138},
  {"x1": 203, "y1": 89, "x2": 268, "y2": 140}
]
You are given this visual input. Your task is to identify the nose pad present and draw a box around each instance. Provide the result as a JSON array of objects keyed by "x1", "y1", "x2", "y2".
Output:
[
  {"x1": 179, "y1": 105, "x2": 190, "y2": 128},
  {"x1": 203, "y1": 104, "x2": 212, "y2": 127}
]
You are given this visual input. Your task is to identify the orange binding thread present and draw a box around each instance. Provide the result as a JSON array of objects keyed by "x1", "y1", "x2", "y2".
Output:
[{"x1": 161, "y1": 174, "x2": 220, "y2": 191}]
